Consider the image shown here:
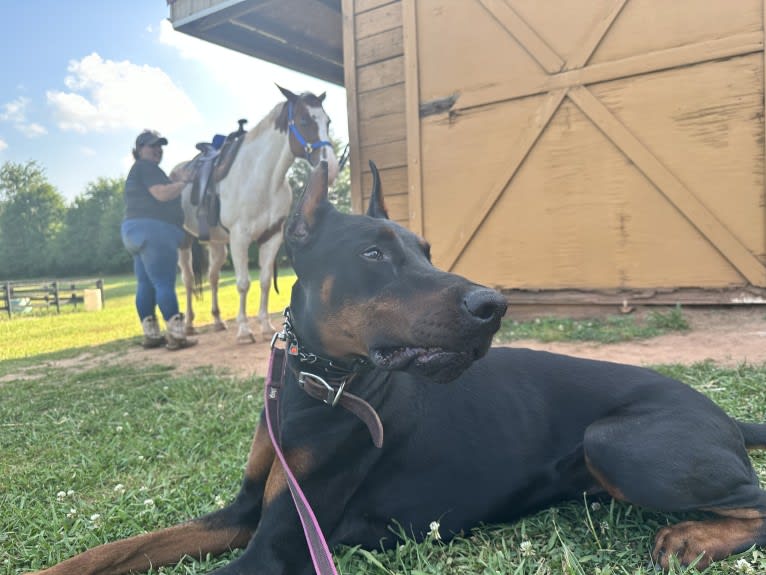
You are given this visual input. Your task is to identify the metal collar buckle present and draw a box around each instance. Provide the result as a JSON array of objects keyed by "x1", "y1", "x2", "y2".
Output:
[{"x1": 298, "y1": 372, "x2": 346, "y2": 407}]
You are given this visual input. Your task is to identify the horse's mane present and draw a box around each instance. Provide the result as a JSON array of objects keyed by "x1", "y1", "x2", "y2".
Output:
[
  {"x1": 244, "y1": 93, "x2": 324, "y2": 143},
  {"x1": 244, "y1": 103, "x2": 286, "y2": 143}
]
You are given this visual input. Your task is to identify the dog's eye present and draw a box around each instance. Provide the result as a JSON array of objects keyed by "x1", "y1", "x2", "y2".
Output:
[{"x1": 361, "y1": 247, "x2": 383, "y2": 261}]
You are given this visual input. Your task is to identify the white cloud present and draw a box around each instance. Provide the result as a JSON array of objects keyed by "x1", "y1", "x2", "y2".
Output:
[
  {"x1": 47, "y1": 52, "x2": 201, "y2": 134},
  {"x1": 80, "y1": 146, "x2": 97, "y2": 157},
  {"x1": 19, "y1": 122, "x2": 48, "y2": 138},
  {"x1": 0, "y1": 97, "x2": 29, "y2": 123},
  {"x1": 0, "y1": 139, "x2": 7, "y2": 152},
  {"x1": 1, "y1": 97, "x2": 49, "y2": 139}
]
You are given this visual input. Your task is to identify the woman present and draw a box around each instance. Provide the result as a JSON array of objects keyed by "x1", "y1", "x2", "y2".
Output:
[{"x1": 121, "y1": 129, "x2": 196, "y2": 350}]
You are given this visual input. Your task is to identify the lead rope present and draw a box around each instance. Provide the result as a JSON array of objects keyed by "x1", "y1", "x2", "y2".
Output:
[{"x1": 265, "y1": 342, "x2": 339, "y2": 575}]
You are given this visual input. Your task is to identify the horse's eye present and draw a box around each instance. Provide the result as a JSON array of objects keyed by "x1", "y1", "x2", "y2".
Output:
[{"x1": 361, "y1": 247, "x2": 383, "y2": 261}]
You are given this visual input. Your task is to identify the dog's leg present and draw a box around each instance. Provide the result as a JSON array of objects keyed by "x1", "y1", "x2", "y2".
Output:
[
  {"x1": 208, "y1": 423, "x2": 378, "y2": 575},
  {"x1": 31, "y1": 516, "x2": 251, "y2": 575},
  {"x1": 652, "y1": 507, "x2": 766, "y2": 569},
  {"x1": 207, "y1": 455, "x2": 314, "y2": 575},
  {"x1": 32, "y1": 418, "x2": 275, "y2": 575},
  {"x1": 584, "y1": 411, "x2": 766, "y2": 569}
]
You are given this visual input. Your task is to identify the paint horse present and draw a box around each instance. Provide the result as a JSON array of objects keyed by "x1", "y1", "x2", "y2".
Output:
[{"x1": 175, "y1": 86, "x2": 339, "y2": 343}]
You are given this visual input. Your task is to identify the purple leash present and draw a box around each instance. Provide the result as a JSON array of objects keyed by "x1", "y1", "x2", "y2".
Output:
[{"x1": 264, "y1": 344, "x2": 339, "y2": 575}]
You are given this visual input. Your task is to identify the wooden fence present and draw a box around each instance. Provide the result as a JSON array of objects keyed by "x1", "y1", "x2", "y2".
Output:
[{"x1": 1, "y1": 279, "x2": 104, "y2": 318}]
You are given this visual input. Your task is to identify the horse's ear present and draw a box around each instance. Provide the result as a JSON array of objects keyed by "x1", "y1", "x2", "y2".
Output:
[
  {"x1": 366, "y1": 160, "x2": 389, "y2": 219},
  {"x1": 277, "y1": 84, "x2": 298, "y2": 103},
  {"x1": 318, "y1": 92, "x2": 326, "y2": 103},
  {"x1": 285, "y1": 161, "x2": 331, "y2": 247}
]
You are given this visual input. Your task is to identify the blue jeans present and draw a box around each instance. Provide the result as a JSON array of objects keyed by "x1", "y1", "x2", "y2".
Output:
[{"x1": 121, "y1": 218, "x2": 185, "y2": 322}]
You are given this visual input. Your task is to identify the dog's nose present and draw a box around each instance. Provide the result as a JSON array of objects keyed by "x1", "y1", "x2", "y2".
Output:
[{"x1": 463, "y1": 288, "x2": 507, "y2": 323}]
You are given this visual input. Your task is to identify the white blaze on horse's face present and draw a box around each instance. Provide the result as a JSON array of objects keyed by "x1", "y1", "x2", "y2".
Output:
[{"x1": 310, "y1": 105, "x2": 339, "y2": 185}]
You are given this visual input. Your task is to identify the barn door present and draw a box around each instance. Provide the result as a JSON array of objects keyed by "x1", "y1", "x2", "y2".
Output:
[{"x1": 409, "y1": 0, "x2": 766, "y2": 299}]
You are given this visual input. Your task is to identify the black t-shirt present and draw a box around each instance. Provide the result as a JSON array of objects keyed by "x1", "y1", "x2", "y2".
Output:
[{"x1": 124, "y1": 159, "x2": 183, "y2": 227}]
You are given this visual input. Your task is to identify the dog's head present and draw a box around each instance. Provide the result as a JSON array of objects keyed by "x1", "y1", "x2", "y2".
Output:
[{"x1": 284, "y1": 161, "x2": 507, "y2": 383}]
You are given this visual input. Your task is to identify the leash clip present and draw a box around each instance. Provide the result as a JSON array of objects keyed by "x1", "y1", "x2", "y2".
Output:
[
  {"x1": 298, "y1": 372, "x2": 346, "y2": 407},
  {"x1": 271, "y1": 307, "x2": 292, "y2": 349},
  {"x1": 271, "y1": 329, "x2": 286, "y2": 349}
]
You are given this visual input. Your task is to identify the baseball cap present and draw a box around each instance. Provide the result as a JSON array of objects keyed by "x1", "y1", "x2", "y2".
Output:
[{"x1": 135, "y1": 130, "x2": 168, "y2": 148}]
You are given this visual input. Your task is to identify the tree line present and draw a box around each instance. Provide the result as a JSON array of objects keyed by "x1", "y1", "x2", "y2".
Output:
[{"x1": 0, "y1": 147, "x2": 350, "y2": 282}]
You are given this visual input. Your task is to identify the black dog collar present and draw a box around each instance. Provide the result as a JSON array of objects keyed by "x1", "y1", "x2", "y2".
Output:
[{"x1": 276, "y1": 307, "x2": 371, "y2": 381}]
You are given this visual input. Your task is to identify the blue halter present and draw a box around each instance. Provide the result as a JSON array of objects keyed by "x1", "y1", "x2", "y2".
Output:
[{"x1": 287, "y1": 101, "x2": 332, "y2": 159}]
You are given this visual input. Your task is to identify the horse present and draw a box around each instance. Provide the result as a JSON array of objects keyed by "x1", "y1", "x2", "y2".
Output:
[{"x1": 174, "y1": 86, "x2": 339, "y2": 343}]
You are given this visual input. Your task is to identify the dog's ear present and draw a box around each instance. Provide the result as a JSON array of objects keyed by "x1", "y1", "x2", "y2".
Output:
[
  {"x1": 366, "y1": 160, "x2": 389, "y2": 220},
  {"x1": 276, "y1": 84, "x2": 298, "y2": 103},
  {"x1": 285, "y1": 161, "x2": 330, "y2": 247}
]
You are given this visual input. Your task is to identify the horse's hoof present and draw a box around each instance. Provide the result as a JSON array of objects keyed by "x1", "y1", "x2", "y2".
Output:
[
  {"x1": 214, "y1": 322, "x2": 227, "y2": 332},
  {"x1": 185, "y1": 326, "x2": 199, "y2": 336},
  {"x1": 236, "y1": 333, "x2": 256, "y2": 344}
]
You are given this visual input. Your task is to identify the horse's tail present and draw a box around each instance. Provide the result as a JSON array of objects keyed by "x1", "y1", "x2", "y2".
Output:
[
  {"x1": 272, "y1": 256, "x2": 280, "y2": 295},
  {"x1": 191, "y1": 237, "x2": 208, "y2": 299}
]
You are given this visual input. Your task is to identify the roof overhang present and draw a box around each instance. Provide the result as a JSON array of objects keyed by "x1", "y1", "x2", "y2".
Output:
[{"x1": 169, "y1": 0, "x2": 344, "y2": 86}]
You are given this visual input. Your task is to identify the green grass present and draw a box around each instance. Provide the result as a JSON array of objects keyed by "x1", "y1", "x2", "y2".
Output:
[
  {"x1": 2, "y1": 360, "x2": 765, "y2": 574},
  {"x1": 1, "y1": 286, "x2": 764, "y2": 574},
  {"x1": 495, "y1": 306, "x2": 690, "y2": 344},
  {"x1": 0, "y1": 269, "x2": 295, "y2": 366}
]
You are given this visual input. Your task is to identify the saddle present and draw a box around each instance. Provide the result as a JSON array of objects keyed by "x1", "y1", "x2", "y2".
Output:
[{"x1": 188, "y1": 119, "x2": 248, "y2": 240}]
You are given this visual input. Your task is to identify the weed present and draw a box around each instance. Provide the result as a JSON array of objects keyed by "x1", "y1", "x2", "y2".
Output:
[{"x1": 494, "y1": 307, "x2": 689, "y2": 345}]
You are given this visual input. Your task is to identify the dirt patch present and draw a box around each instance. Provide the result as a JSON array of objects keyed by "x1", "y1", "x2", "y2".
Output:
[{"x1": 105, "y1": 307, "x2": 766, "y2": 379}]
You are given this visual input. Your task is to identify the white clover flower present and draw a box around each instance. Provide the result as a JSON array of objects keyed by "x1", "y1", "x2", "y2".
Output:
[
  {"x1": 113, "y1": 484, "x2": 126, "y2": 494},
  {"x1": 123, "y1": 412, "x2": 129, "y2": 417},
  {"x1": 246, "y1": 394, "x2": 254, "y2": 401},
  {"x1": 115, "y1": 426, "x2": 123, "y2": 432},
  {"x1": 590, "y1": 502, "x2": 601, "y2": 511},
  {"x1": 143, "y1": 498, "x2": 155, "y2": 507},
  {"x1": 90, "y1": 513, "x2": 101, "y2": 522},
  {"x1": 163, "y1": 386, "x2": 169, "y2": 391},
  {"x1": 215, "y1": 495, "x2": 226, "y2": 509},
  {"x1": 56, "y1": 491, "x2": 66, "y2": 501},
  {"x1": 520, "y1": 540, "x2": 535, "y2": 557},
  {"x1": 66, "y1": 508, "x2": 77, "y2": 518},
  {"x1": 66, "y1": 489, "x2": 75, "y2": 497},
  {"x1": 734, "y1": 558, "x2": 755, "y2": 574},
  {"x1": 428, "y1": 521, "x2": 441, "y2": 541},
  {"x1": 138, "y1": 455, "x2": 145, "y2": 461}
]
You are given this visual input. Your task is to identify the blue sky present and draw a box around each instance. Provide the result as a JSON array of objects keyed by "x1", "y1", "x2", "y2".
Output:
[{"x1": 0, "y1": 1, "x2": 347, "y2": 203}]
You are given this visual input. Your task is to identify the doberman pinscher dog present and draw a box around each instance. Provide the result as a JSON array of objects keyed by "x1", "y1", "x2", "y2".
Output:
[{"x1": 34, "y1": 162, "x2": 766, "y2": 574}]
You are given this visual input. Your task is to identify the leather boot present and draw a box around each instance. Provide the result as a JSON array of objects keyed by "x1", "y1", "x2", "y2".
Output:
[
  {"x1": 141, "y1": 316, "x2": 166, "y2": 349},
  {"x1": 165, "y1": 313, "x2": 198, "y2": 351}
]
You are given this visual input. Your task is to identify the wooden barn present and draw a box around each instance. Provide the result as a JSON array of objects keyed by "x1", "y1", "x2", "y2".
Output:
[{"x1": 169, "y1": 0, "x2": 766, "y2": 306}]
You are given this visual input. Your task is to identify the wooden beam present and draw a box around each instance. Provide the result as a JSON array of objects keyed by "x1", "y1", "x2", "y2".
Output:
[
  {"x1": 442, "y1": 90, "x2": 568, "y2": 271},
  {"x1": 479, "y1": 0, "x2": 563, "y2": 74},
  {"x1": 565, "y1": 0, "x2": 628, "y2": 70},
  {"x1": 342, "y1": 0, "x2": 364, "y2": 214},
  {"x1": 457, "y1": 31, "x2": 764, "y2": 112},
  {"x1": 402, "y1": 0, "x2": 423, "y2": 234},
  {"x1": 569, "y1": 86, "x2": 766, "y2": 286}
]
